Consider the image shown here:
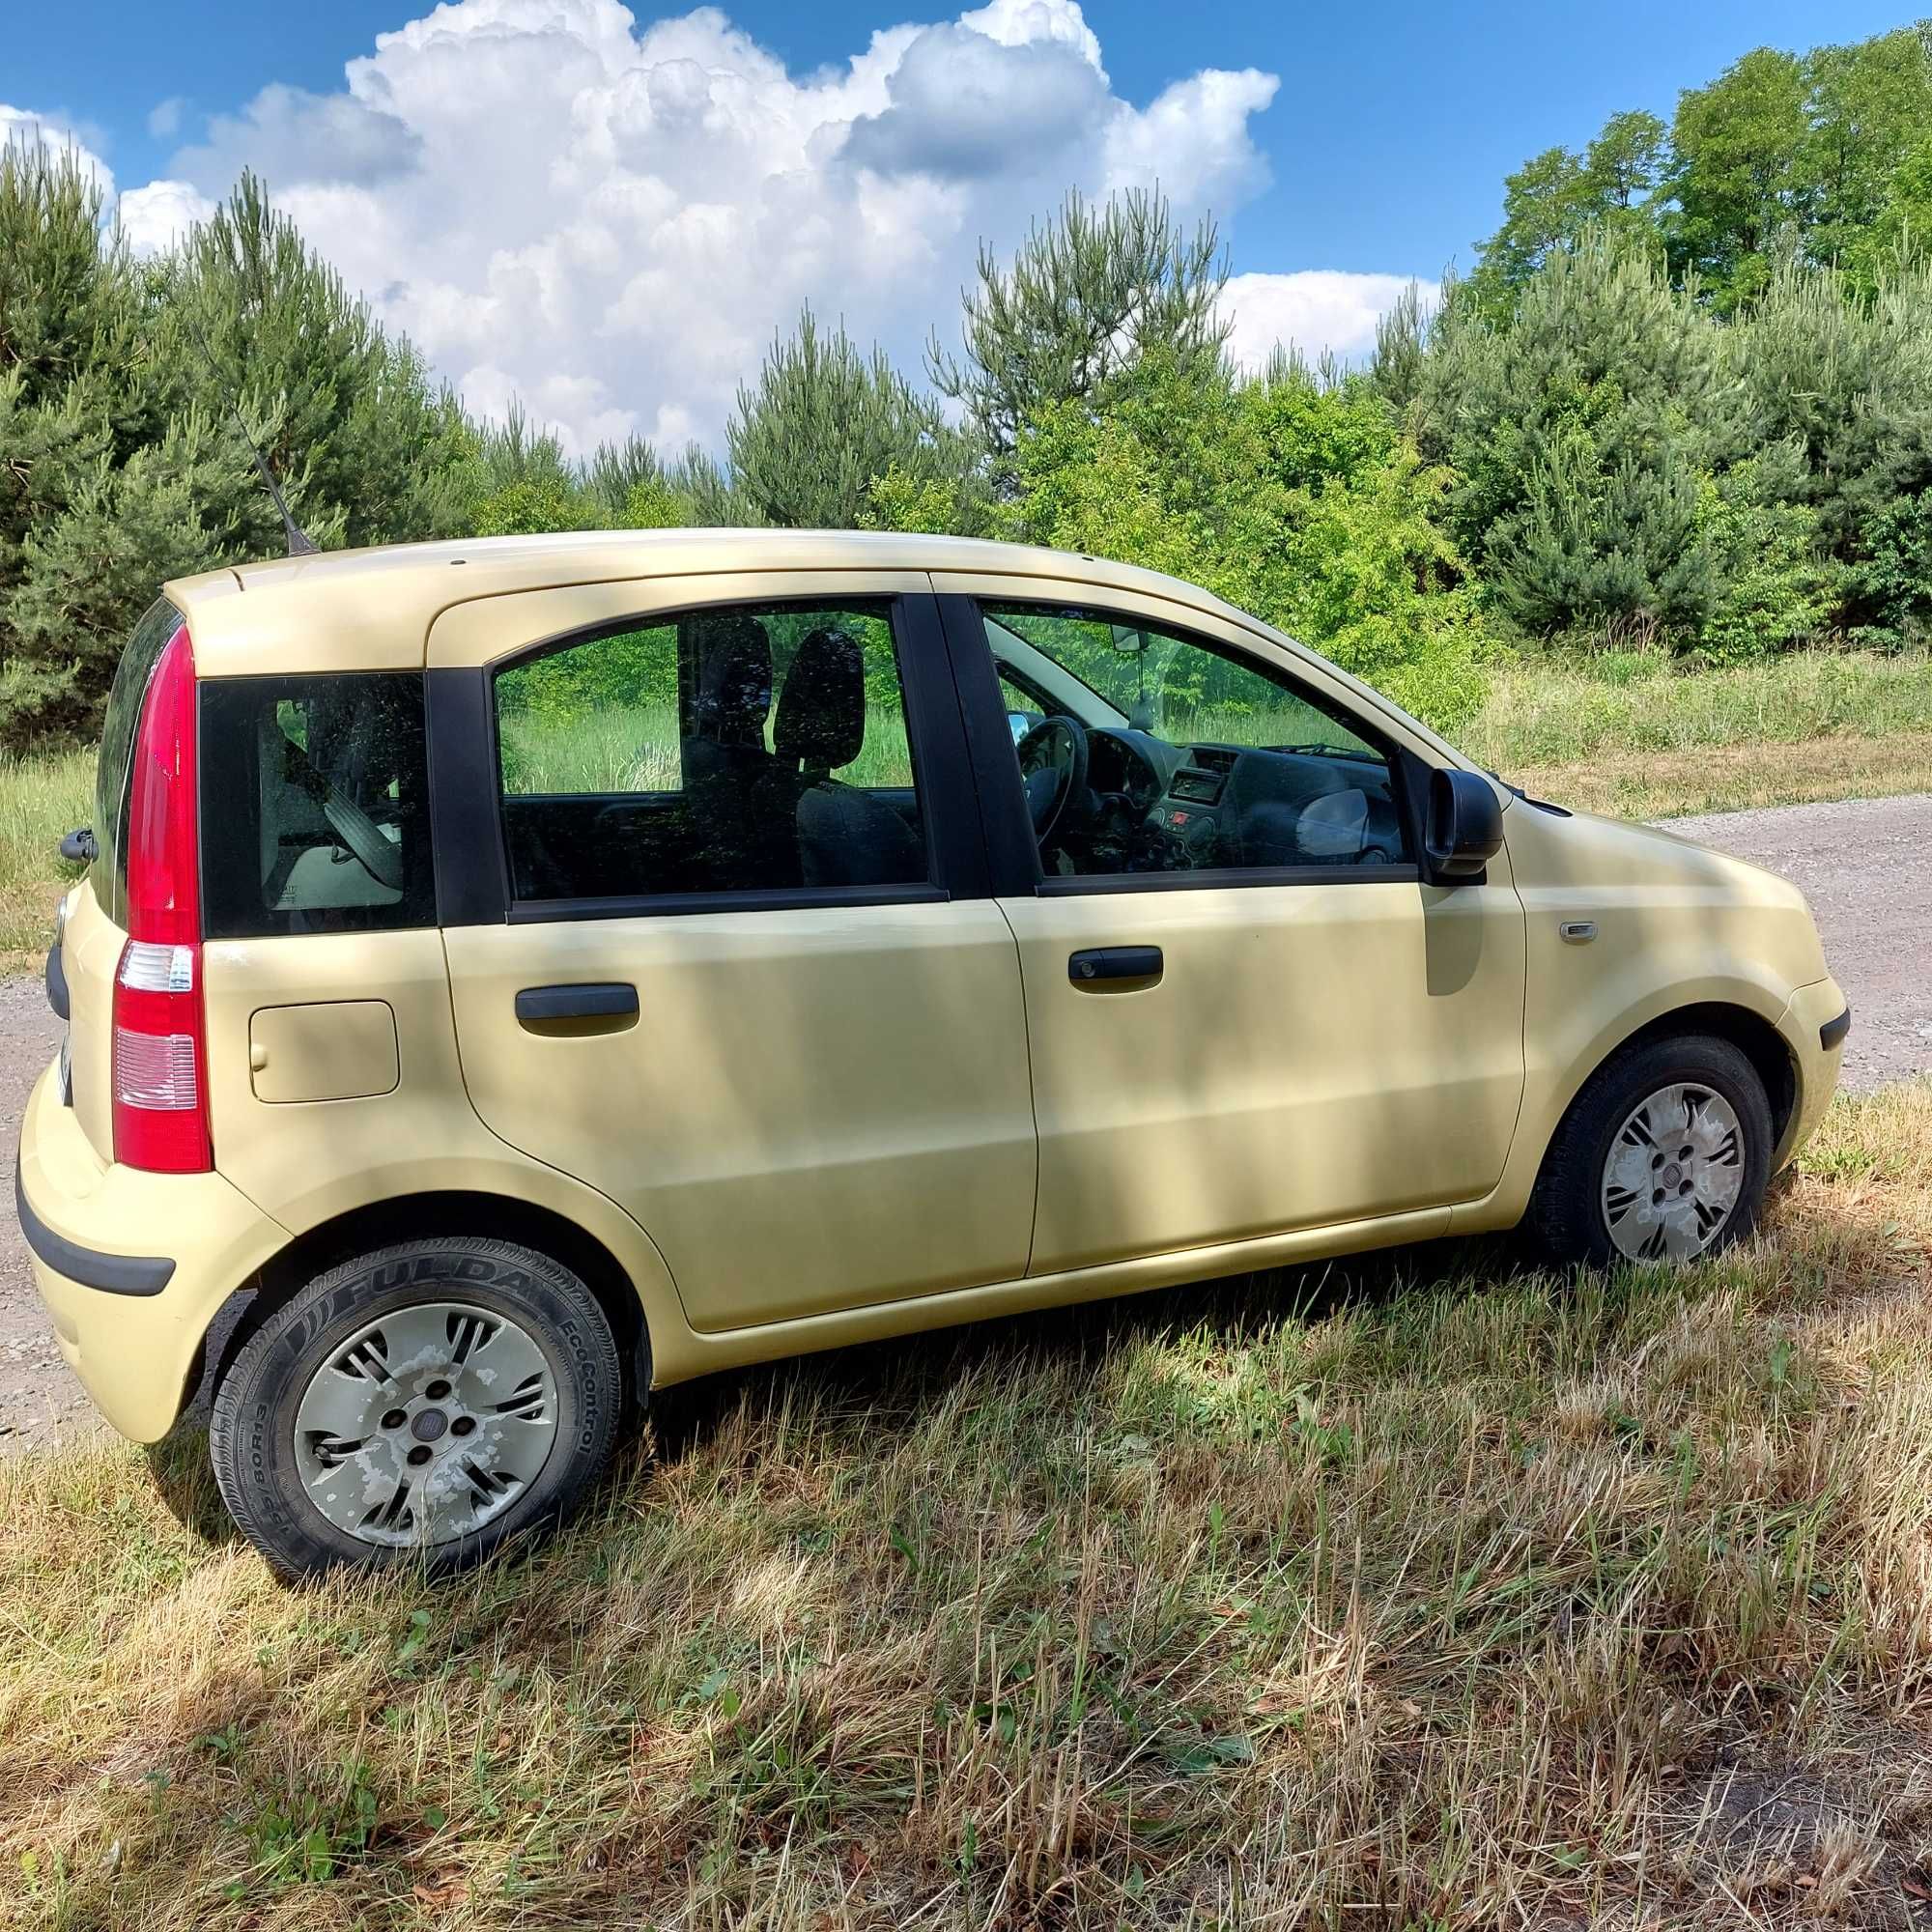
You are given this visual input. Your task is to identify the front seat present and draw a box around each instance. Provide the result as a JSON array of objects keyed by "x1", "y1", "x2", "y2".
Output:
[
  {"x1": 767, "y1": 628, "x2": 923, "y2": 888},
  {"x1": 678, "y1": 611, "x2": 790, "y2": 888}
]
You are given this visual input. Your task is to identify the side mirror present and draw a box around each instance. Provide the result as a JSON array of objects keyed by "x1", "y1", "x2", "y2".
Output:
[
  {"x1": 1426, "y1": 769, "x2": 1503, "y2": 884},
  {"x1": 1007, "y1": 709, "x2": 1042, "y2": 745}
]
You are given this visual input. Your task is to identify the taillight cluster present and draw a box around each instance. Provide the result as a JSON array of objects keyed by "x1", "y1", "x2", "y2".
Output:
[{"x1": 111, "y1": 621, "x2": 211, "y2": 1173}]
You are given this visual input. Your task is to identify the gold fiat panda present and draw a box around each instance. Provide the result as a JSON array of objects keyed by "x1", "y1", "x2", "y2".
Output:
[{"x1": 18, "y1": 529, "x2": 1848, "y2": 1577}]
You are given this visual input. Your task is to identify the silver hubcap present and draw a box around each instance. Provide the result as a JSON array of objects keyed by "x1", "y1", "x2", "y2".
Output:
[
  {"x1": 1601, "y1": 1082, "x2": 1746, "y2": 1263},
  {"x1": 294, "y1": 1301, "x2": 557, "y2": 1548}
]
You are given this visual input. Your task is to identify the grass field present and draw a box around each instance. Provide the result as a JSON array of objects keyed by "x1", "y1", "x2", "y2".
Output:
[{"x1": 3, "y1": 1083, "x2": 1930, "y2": 1927}]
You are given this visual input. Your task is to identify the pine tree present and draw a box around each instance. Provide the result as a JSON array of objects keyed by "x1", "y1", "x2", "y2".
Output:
[
  {"x1": 727, "y1": 308, "x2": 981, "y2": 529},
  {"x1": 928, "y1": 187, "x2": 1228, "y2": 474}
]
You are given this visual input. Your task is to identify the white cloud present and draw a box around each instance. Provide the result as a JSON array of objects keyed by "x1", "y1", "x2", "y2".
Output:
[
  {"x1": 77, "y1": 2, "x2": 1421, "y2": 457},
  {"x1": 118, "y1": 179, "x2": 216, "y2": 255},
  {"x1": 1219, "y1": 270, "x2": 1437, "y2": 374},
  {"x1": 147, "y1": 96, "x2": 186, "y2": 139}
]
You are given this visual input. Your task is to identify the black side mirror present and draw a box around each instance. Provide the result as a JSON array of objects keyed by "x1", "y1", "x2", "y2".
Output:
[{"x1": 1426, "y1": 769, "x2": 1502, "y2": 884}]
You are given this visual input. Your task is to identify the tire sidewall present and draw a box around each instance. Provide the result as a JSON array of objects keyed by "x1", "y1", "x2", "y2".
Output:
[
  {"x1": 1572, "y1": 1038, "x2": 1775, "y2": 1268},
  {"x1": 212, "y1": 1240, "x2": 619, "y2": 1579}
]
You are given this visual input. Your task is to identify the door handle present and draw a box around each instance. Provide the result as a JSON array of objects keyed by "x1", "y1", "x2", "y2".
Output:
[
  {"x1": 515, "y1": 982, "x2": 639, "y2": 1029},
  {"x1": 1068, "y1": 946, "x2": 1163, "y2": 987}
]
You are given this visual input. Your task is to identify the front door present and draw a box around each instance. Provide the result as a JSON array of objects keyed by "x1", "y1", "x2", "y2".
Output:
[
  {"x1": 937, "y1": 586, "x2": 1527, "y2": 1276},
  {"x1": 437, "y1": 582, "x2": 1037, "y2": 1332}
]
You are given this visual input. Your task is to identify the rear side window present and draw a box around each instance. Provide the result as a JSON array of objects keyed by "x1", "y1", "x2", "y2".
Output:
[
  {"x1": 198, "y1": 674, "x2": 435, "y2": 939},
  {"x1": 94, "y1": 598, "x2": 185, "y2": 928}
]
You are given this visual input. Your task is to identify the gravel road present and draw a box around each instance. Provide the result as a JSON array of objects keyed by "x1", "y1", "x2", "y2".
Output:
[{"x1": 2, "y1": 791, "x2": 1928, "y2": 1453}]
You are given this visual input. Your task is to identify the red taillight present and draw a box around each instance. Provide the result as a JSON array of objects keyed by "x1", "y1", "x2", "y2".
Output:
[{"x1": 112, "y1": 622, "x2": 211, "y2": 1173}]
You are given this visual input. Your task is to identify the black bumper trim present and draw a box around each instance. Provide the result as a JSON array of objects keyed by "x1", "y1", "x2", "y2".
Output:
[
  {"x1": 1820, "y1": 1007, "x2": 1852, "y2": 1052},
  {"x1": 14, "y1": 1157, "x2": 175, "y2": 1296}
]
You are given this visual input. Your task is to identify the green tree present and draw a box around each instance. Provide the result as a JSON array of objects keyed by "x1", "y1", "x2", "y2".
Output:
[
  {"x1": 1470, "y1": 113, "x2": 1667, "y2": 315},
  {"x1": 727, "y1": 307, "x2": 981, "y2": 529},
  {"x1": 1006, "y1": 353, "x2": 1491, "y2": 730},
  {"x1": 929, "y1": 188, "x2": 1228, "y2": 474}
]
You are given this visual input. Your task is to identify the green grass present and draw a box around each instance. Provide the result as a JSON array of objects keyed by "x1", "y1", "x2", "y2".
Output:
[
  {"x1": 4, "y1": 1084, "x2": 1931, "y2": 1926},
  {"x1": 1466, "y1": 649, "x2": 1932, "y2": 769},
  {"x1": 0, "y1": 748, "x2": 92, "y2": 963}
]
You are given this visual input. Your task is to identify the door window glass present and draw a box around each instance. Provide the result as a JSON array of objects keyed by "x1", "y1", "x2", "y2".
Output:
[
  {"x1": 980, "y1": 603, "x2": 1410, "y2": 879},
  {"x1": 199, "y1": 673, "x2": 435, "y2": 939},
  {"x1": 495, "y1": 601, "x2": 927, "y2": 902}
]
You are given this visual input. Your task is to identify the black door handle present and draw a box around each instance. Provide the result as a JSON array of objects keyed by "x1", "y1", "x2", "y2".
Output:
[
  {"x1": 515, "y1": 982, "x2": 639, "y2": 1025},
  {"x1": 1068, "y1": 946, "x2": 1163, "y2": 986}
]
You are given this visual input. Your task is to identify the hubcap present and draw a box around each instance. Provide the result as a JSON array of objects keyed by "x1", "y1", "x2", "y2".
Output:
[
  {"x1": 293, "y1": 1301, "x2": 557, "y2": 1548},
  {"x1": 1601, "y1": 1082, "x2": 1746, "y2": 1263}
]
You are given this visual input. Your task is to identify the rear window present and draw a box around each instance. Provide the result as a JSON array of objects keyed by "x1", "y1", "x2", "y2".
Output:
[
  {"x1": 197, "y1": 674, "x2": 436, "y2": 940},
  {"x1": 94, "y1": 598, "x2": 185, "y2": 928}
]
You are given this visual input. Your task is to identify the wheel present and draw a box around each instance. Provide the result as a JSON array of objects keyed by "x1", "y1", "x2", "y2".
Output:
[
  {"x1": 1528, "y1": 1034, "x2": 1774, "y2": 1269},
  {"x1": 209, "y1": 1237, "x2": 622, "y2": 1579}
]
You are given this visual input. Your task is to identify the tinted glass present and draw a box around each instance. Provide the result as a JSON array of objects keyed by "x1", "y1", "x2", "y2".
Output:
[
  {"x1": 94, "y1": 598, "x2": 185, "y2": 927},
  {"x1": 198, "y1": 674, "x2": 435, "y2": 939},
  {"x1": 495, "y1": 601, "x2": 928, "y2": 902},
  {"x1": 981, "y1": 603, "x2": 1410, "y2": 878}
]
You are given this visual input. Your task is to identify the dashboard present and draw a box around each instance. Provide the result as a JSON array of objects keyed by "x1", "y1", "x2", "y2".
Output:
[{"x1": 1075, "y1": 727, "x2": 1407, "y2": 871}]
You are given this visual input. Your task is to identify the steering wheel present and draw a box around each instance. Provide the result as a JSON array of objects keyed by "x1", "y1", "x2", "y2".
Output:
[
  {"x1": 283, "y1": 739, "x2": 406, "y2": 892},
  {"x1": 1014, "y1": 715, "x2": 1091, "y2": 848}
]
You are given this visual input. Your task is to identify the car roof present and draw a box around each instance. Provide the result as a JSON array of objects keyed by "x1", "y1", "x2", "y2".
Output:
[{"x1": 163, "y1": 527, "x2": 1250, "y2": 677}]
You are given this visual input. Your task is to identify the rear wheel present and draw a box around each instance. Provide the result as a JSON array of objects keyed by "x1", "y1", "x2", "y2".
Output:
[
  {"x1": 210, "y1": 1237, "x2": 621, "y2": 1579},
  {"x1": 1529, "y1": 1034, "x2": 1775, "y2": 1269}
]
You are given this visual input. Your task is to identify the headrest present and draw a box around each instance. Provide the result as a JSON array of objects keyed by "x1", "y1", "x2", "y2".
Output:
[
  {"x1": 687, "y1": 611, "x2": 772, "y2": 745},
  {"x1": 775, "y1": 627, "x2": 866, "y2": 773}
]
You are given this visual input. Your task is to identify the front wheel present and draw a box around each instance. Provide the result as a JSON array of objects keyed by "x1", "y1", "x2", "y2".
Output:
[
  {"x1": 1529, "y1": 1034, "x2": 1775, "y2": 1269},
  {"x1": 210, "y1": 1237, "x2": 622, "y2": 1579}
]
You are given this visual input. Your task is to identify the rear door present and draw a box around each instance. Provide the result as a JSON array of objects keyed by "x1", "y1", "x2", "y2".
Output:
[
  {"x1": 935, "y1": 582, "x2": 1527, "y2": 1275},
  {"x1": 430, "y1": 576, "x2": 1037, "y2": 1333}
]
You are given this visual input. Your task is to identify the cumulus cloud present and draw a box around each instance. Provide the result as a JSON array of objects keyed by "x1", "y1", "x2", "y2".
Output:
[
  {"x1": 1219, "y1": 270, "x2": 1437, "y2": 374},
  {"x1": 118, "y1": 179, "x2": 217, "y2": 255},
  {"x1": 72, "y1": 0, "x2": 1422, "y2": 454}
]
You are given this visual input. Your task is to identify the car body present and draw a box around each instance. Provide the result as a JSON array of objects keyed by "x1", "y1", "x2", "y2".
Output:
[{"x1": 17, "y1": 529, "x2": 1848, "y2": 1574}]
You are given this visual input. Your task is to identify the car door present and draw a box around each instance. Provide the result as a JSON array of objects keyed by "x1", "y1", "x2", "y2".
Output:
[
  {"x1": 429, "y1": 576, "x2": 1037, "y2": 1333},
  {"x1": 933, "y1": 581, "x2": 1527, "y2": 1277}
]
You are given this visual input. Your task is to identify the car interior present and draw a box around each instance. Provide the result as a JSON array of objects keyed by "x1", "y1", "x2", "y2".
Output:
[
  {"x1": 498, "y1": 607, "x2": 927, "y2": 903},
  {"x1": 983, "y1": 609, "x2": 1410, "y2": 877}
]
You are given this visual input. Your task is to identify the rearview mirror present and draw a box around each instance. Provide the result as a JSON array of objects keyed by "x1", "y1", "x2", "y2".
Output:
[{"x1": 1426, "y1": 769, "x2": 1503, "y2": 884}]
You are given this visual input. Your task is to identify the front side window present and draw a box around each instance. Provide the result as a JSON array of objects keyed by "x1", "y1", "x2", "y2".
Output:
[
  {"x1": 495, "y1": 600, "x2": 927, "y2": 903},
  {"x1": 199, "y1": 673, "x2": 435, "y2": 939},
  {"x1": 979, "y1": 603, "x2": 1411, "y2": 880}
]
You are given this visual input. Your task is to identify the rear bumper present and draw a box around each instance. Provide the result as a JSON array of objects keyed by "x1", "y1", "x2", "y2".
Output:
[{"x1": 17, "y1": 1056, "x2": 290, "y2": 1441}]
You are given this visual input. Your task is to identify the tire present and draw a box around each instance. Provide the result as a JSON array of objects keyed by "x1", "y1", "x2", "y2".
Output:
[
  {"x1": 209, "y1": 1237, "x2": 622, "y2": 1580},
  {"x1": 1528, "y1": 1033, "x2": 1774, "y2": 1270}
]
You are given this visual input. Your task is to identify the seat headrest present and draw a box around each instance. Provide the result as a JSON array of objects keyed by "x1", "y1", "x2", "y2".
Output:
[
  {"x1": 775, "y1": 627, "x2": 866, "y2": 772},
  {"x1": 687, "y1": 611, "x2": 772, "y2": 746}
]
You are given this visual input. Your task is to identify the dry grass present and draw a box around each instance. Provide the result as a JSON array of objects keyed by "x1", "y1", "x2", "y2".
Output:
[
  {"x1": 5, "y1": 1084, "x2": 1932, "y2": 1928},
  {"x1": 1514, "y1": 729, "x2": 1932, "y2": 821}
]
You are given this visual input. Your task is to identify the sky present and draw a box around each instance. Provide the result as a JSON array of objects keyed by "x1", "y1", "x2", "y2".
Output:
[{"x1": 3, "y1": 0, "x2": 1915, "y2": 455}]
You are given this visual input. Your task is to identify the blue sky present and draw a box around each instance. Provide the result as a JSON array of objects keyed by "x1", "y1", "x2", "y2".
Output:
[{"x1": 5, "y1": 0, "x2": 1915, "y2": 449}]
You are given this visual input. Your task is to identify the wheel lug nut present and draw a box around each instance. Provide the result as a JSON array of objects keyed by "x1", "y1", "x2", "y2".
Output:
[
  {"x1": 408, "y1": 1444, "x2": 433, "y2": 1466},
  {"x1": 425, "y1": 1379, "x2": 452, "y2": 1401},
  {"x1": 451, "y1": 1416, "x2": 476, "y2": 1437},
  {"x1": 382, "y1": 1409, "x2": 407, "y2": 1430}
]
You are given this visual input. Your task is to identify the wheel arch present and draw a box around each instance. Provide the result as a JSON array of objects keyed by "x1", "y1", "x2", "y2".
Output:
[
  {"x1": 1602, "y1": 1001, "x2": 1798, "y2": 1150},
  {"x1": 212, "y1": 1192, "x2": 653, "y2": 1415}
]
